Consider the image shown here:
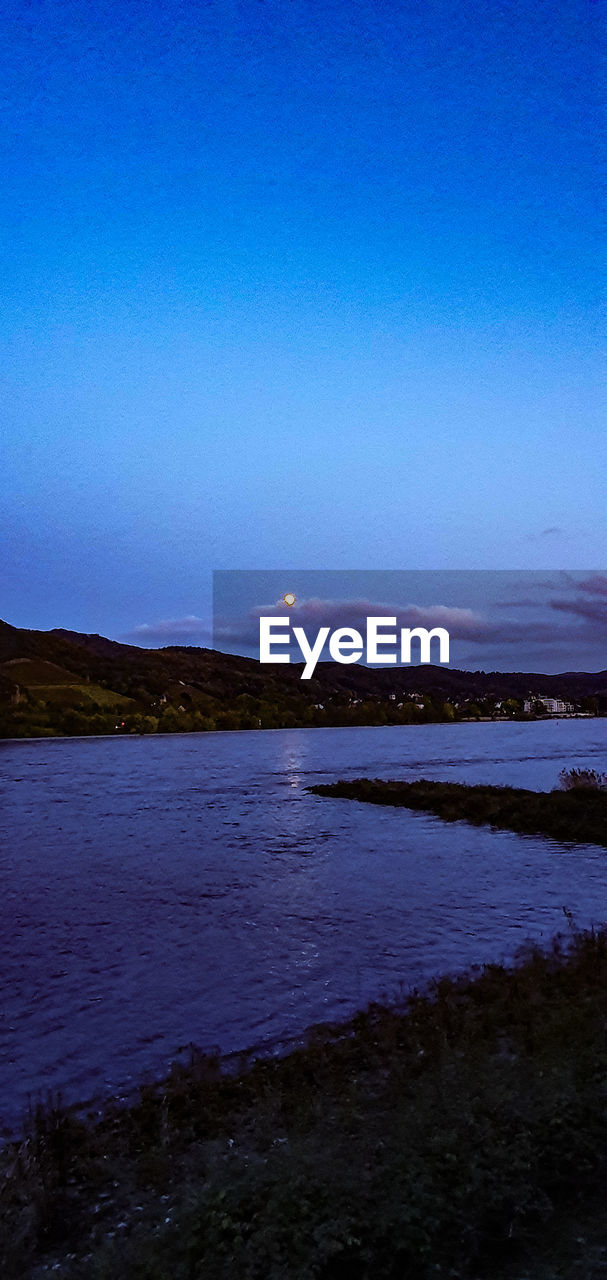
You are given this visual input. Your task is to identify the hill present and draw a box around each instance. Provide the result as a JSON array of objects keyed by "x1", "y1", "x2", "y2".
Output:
[{"x1": 0, "y1": 618, "x2": 605, "y2": 738}]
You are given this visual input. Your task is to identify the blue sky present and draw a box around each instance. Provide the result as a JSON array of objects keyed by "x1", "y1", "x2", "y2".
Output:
[{"x1": 1, "y1": 0, "x2": 604, "y2": 655}]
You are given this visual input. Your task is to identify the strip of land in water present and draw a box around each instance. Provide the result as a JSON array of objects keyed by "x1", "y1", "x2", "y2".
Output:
[
  {"x1": 3, "y1": 930, "x2": 607, "y2": 1278},
  {"x1": 309, "y1": 778, "x2": 607, "y2": 846}
]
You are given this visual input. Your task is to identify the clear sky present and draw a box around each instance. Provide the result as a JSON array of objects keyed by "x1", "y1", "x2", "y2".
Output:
[{"x1": 1, "y1": 0, "x2": 604, "y2": 649}]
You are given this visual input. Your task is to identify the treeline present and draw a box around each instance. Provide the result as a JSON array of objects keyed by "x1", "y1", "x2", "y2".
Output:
[
  {"x1": 0, "y1": 686, "x2": 481, "y2": 739},
  {"x1": 0, "y1": 617, "x2": 604, "y2": 739}
]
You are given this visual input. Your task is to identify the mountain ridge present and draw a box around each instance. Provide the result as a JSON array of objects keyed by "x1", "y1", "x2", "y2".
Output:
[{"x1": 0, "y1": 618, "x2": 605, "y2": 737}]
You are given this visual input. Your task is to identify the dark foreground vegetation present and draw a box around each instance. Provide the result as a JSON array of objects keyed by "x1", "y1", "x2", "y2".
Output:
[
  {"x1": 1, "y1": 617, "x2": 604, "y2": 737},
  {"x1": 3, "y1": 930, "x2": 607, "y2": 1278},
  {"x1": 310, "y1": 779, "x2": 607, "y2": 847}
]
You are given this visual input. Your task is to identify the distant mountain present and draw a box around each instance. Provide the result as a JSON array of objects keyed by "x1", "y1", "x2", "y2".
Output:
[{"x1": 0, "y1": 618, "x2": 605, "y2": 738}]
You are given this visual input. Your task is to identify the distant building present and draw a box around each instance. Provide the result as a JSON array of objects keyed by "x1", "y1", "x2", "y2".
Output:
[{"x1": 523, "y1": 696, "x2": 573, "y2": 715}]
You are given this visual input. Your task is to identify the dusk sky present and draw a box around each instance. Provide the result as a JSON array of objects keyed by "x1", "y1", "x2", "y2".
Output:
[{"x1": 1, "y1": 0, "x2": 604, "y2": 651}]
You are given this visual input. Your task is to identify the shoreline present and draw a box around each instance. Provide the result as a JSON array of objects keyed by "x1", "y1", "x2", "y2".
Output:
[
  {"x1": 310, "y1": 777, "x2": 607, "y2": 847},
  {"x1": 3, "y1": 927, "x2": 607, "y2": 1277},
  {"x1": 0, "y1": 713, "x2": 599, "y2": 745}
]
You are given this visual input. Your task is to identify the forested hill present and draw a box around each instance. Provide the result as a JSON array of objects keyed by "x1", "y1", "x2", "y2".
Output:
[{"x1": 0, "y1": 617, "x2": 605, "y2": 738}]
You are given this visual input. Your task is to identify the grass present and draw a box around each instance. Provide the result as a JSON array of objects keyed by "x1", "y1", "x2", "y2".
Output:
[
  {"x1": 0, "y1": 659, "x2": 81, "y2": 686},
  {"x1": 309, "y1": 778, "x2": 607, "y2": 847},
  {"x1": 2, "y1": 927, "x2": 607, "y2": 1277},
  {"x1": 30, "y1": 683, "x2": 135, "y2": 709}
]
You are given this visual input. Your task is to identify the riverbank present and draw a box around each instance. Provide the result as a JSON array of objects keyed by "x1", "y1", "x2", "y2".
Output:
[
  {"x1": 309, "y1": 778, "x2": 607, "y2": 847},
  {"x1": 3, "y1": 927, "x2": 607, "y2": 1278},
  {"x1": 0, "y1": 712, "x2": 600, "y2": 744}
]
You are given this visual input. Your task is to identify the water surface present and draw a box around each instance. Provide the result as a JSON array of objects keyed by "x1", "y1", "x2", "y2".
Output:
[{"x1": 0, "y1": 720, "x2": 605, "y2": 1128}]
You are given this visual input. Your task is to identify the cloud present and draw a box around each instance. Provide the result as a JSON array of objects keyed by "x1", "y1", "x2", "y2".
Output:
[
  {"x1": 550, "y1": 578, "x2": 607, "y2": 625},
  {"x1": 551, "y1": 599, "x2": 607, "y2": 624},
  {"x1": 493, "y1": 574, "x2": 607, "y2": 629},
  {"x1": 217, "y1": 596, "x2": 565, "y2": 649},
  {"x1": 527, "y1": 526, "x2": 565, "y2": 541},
  {"x1": 122, "y1": 615, "x2": 212, "y2": 647},
  {"x1": 575, "y1": 574, "x2": 607, "y2": 598},
  {"x1": 261, "y1": 597, "x2": 485, "y2": 634},
  {"x1": 216, "y1": 597, "x2": 488, "y2": 647},
  {"x1": 478, "y1": 574, "x2": 607, "y2": 659},
  {"x1": 135, "y1": 578, "x2": 606, "y2": 670}
]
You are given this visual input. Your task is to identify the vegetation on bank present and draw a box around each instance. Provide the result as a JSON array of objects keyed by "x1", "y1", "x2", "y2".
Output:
[
  {"x1": 2, "y1": 929, "x2": 607, "y2": 1278},
  {"x1": 1, "y1": 617, "x2": 604, "y2": 738},
  {"x1": 309, "y1": 778, "x2": 607, "y2": 847},
  {"x1": 558, "y1": 767, "x2": 607, "y2": 791}
]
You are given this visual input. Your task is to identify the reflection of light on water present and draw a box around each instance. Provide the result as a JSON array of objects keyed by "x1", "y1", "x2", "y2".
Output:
[{"x1": 280, "y1": 735, "x2": 306, "y2": 790}]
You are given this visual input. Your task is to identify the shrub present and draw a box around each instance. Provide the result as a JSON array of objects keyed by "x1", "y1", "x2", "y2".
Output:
[{"x1": 557, "y1": 767, "x2": 607, "y2": 791}]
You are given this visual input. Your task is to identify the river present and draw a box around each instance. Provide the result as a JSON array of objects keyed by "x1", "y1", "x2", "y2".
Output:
[{"x1": 0, "y1": 719, "x2": 605, "y2": 1130}]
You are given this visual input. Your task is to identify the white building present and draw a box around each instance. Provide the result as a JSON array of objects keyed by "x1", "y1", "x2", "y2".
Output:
[{"x1": 523, "y1": 696, "x2": 572, "y2": 715}]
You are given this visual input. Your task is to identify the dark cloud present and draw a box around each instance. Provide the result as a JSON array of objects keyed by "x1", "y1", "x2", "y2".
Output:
[
  {"x1": 527, "y1": 526, "x2": 565, "y2": 541},
  {"x1": 495, "y1": 597, "x2": 550, "y2": 609},
  {"x1": 126, "y1": 575, "x2": 607, "y2": 671},
  {"x1": 492, "y1": 577, "x2": 607, "y2": 641},
  {"x1": 550, "y1": 598, "x2": 607, "y2": 625},
  {"x1": 217, "y1": 598, "x2": 488, "y2": 647},
  {"x1": 549, "y1": 574, "x2": 607, "y2": 627},
  {"x1": 575, "y1": 574, "x2": 607, "y2": 597},
  {"x1": 218, "y1": 597, "x2": 562, "y2": 650}
]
